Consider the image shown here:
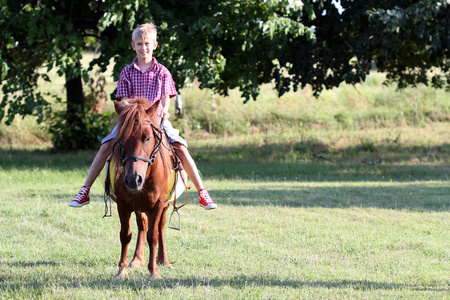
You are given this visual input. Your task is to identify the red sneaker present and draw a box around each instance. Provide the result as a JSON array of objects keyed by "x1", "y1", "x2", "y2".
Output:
[
  {"x1": 198, "y1": 189, "x2": 217, "y2": 210},
  {"x1": 69, "y1": 186, "x2": 91, "y2": 208}
]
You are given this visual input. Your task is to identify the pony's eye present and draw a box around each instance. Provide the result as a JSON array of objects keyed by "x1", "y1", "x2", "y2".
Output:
[{"x1": 144, "y1": 136, "x2": 151, "y2": 143}]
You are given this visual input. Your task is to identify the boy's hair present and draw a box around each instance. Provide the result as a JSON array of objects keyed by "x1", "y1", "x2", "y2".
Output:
[{"x1": 132, "y1": 23, "x2": 157, "y2": 42}]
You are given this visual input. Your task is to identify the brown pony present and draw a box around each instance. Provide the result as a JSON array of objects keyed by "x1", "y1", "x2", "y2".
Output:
[{"x1": 111, "y1": 97, "x2": 173, "y2": 278}]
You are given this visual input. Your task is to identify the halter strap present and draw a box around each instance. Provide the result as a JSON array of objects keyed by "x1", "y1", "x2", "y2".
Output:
[{"x1": 113, "y1": 123, "x2": 163, "y2": 167}]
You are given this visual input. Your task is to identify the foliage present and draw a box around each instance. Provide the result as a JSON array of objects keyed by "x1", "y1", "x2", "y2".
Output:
[
  {"x1": 0, "y1": 0, "x2": 449, "y2": 150},
  {"x1": 152, "y1": 0, "x2": 318, "y2": 101},
  {"x1": 0, "y1": 0, "x2": 317, "y2": 149},
  {"x1": 366, "y1": 0, "x2": 450, "y2": 89},
  {"x1": 274, "y1": 0, "x2": 450, "y2": 96},
  {"x1": 46, "y1": 69, "x2": 113, "y2": 151},
  {"x1": 46, "y1": 108, "x2": 114, "y2": 151},
  {"x1": 0, "y1": 0, "x2": 144, "y2": 150}
]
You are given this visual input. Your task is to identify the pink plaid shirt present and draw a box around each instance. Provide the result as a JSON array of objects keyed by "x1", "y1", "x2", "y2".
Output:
[{"x1": 116, "y1": 58, "x2": 177, "y2": 118}]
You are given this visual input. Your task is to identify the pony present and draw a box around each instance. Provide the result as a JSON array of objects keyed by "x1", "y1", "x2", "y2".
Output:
[{"x1": 110, "y1": 97, "x2": 174, "y2": 278}]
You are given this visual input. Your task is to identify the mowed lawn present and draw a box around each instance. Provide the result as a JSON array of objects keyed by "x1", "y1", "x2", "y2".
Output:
[{"x1": 0, "y1": 140, "x2": 448, "y2": 299}]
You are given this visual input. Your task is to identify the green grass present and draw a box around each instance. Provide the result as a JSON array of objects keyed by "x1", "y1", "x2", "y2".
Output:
[
  {"x1": 0, "y1": 137, "x2": 449, "y2": 299},
  {"x1": 0, "y1": 174, "x2": 449, "y2": 299},
  {"x1": 0, "y1": 69, "x2": 449, "y2": 298},
  {"x1": 174, "y1": 73, "x2": 449, "y2": 137}
]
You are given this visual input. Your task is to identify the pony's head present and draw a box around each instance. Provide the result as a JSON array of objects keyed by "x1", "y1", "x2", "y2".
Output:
[{"x1": 114, "y1": 98, "x2": 161, "y2": 191}]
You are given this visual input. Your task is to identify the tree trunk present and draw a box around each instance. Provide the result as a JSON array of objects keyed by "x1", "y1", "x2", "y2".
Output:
[{"x1": 65, "y1": 71, "x2": 85, "y2": 130}]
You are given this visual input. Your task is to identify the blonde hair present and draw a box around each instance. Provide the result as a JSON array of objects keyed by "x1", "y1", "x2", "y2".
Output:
[{"x1": 132, "y1": 23, "x2": 158, "y2": 42}]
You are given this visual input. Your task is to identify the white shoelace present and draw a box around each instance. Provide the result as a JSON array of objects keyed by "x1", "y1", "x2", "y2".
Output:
[
  {"x1": 199, "y1": 190, "x2": 213, "y2": 204},
  {"x1": 74, "y1": 187, "x2": 90, "y2": 201}
]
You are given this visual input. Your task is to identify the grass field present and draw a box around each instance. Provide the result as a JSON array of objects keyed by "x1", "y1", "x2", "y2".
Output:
[{"x1": 0, "y1": 71, "x2": 449, "y2": 298}]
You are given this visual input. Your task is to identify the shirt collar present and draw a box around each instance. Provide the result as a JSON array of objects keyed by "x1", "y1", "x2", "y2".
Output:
[{"x1": 132, "y1": 57, "x2": 159, "y2": 72}]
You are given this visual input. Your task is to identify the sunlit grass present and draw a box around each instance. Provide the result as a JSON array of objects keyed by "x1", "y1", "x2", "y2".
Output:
[
  {"x1": 0, "y1": 57, "x2": 449, "y2": 299},
  {"x1": 0, "y1": 123, "x2": 448, "y2": 298},
  {"x1": 0, "y1": 165, "x2": 448, "y2": 299}
]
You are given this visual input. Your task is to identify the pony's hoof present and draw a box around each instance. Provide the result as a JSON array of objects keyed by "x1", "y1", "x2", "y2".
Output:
[
  {"x1": 116, "y1": 269, "x2": 128, "y2": 278},
  {"x1": 157, "y1": 259, "x2": 174, "y2": 267},
  {"x1": 130, "y1": 259, "x2": 146, "y2": 268}
]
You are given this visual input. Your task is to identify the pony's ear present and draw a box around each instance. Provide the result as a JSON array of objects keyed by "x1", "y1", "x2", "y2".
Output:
[
  {"x1": 146, "y1": 100, "x2": 160, "y2": 117},
  {"x1": 114, "y1": 100, "x2": 123, "y2": 115}
]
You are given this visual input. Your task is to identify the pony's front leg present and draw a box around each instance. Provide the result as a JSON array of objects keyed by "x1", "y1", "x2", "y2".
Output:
[
  {"x1": 117, "y1": 209, "x2": 132, "y2": 278},
  {"x1": 157, "y1": 205, "x2": 171, "y2": 267},
  {"x1": 130, "y1": 211, "x2": 148, "y2": 268},
  {"x1": 147, "y1": 200, "x2": 164, "y2": 278}
]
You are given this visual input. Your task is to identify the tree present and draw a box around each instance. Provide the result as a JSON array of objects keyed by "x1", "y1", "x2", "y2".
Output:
[
  {"x1": 0, "y1": 0, "x2": 153, "y2": 149},
  {"x1": 0, "y1": 0, "x2": 448, "y2": 150},
  {"x1": 273, "y1": 0, "x2": 450, "y2": 96},
  {"x1": 0, "y1": 0, "x2": 316, "y2": 149}
]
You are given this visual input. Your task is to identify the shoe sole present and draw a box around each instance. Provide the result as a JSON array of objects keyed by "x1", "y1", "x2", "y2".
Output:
[
  {"x1": 200, "y1": 204, "x2": 217, "y2": 210},
  {"x1": 69, "y1": 201, "x2": 90, "y2": 208}
]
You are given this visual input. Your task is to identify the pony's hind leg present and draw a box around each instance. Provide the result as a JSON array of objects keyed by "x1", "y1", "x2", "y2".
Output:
[
  {"x1": 157, "y1": 205, "x2": 171, "y2": 267},
  {"x1": 130, "y1": 211, "x2": 148, "y2": 268},
  {"x1": 117, "y1": 208, "x2": 132, "y2": 278}
]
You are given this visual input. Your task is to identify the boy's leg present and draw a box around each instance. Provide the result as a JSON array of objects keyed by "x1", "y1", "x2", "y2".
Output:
[
  {"x1": 69, "y1": 140, "x2": 113, "y2": 208},
  {"x1": 172, "y1": 142, "x2": 217, "y2": 210}
]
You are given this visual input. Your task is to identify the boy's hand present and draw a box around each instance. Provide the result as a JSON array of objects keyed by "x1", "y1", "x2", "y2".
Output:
[
  {"x1": 120, "y1": 97, "x2": 131, "y2": 105},
  {"x1": 162, "y1": 110, "x2": 170, "y2": 120},
  {"x1": 160, "y1": 95, "x2": 171, "y2": 120}
]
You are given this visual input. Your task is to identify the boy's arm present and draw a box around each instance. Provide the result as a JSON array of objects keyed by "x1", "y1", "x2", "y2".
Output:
[{"x1": 160, "y1": 95, "x2": 171, "y2": 120}]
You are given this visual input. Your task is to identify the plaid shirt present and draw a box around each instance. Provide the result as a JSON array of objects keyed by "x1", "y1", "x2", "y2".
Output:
[{"x1": 116, "y1": 58, "x2": 177, "y2": 117}]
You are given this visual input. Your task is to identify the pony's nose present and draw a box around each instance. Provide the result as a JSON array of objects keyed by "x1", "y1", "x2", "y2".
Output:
[{"x1": 124, "y1": 174, "x2": 143, "y2": 191}]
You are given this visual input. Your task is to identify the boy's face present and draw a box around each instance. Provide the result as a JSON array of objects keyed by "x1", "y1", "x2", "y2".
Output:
[{"x1": 131, "y1": 37, "x2": 158, "y2": 63}]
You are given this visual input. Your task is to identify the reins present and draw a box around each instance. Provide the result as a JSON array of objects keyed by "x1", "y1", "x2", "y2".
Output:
[
  {"x1": 103, "y1": 119, "x2": 163, "y2": 218},
  {"x1": 158, "y1": 119, "x2": 190, "y2": 230},
  {"x1": 103, "y1": 117, "x2": 190, "y2": 229}
]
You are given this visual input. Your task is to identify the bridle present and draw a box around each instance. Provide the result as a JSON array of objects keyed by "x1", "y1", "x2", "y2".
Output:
[
  {"x1": 112, "y1": 119, "x2": 163, "y2": 167},
  {"x1": 104, "y1": 117, "x2": 189, "y2": 228}
]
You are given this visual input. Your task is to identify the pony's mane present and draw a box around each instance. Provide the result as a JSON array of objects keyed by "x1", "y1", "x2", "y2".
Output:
[
  {"x1": 115, "y1": 97, "x2": 172, "y2": 174},
  {"x1": 116, "y1": 98, "x2": 154, "y2": 142}
]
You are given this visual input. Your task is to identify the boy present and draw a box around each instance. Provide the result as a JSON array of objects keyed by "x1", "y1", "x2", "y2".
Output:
[{"x1": 69, "y1": 23, "x2": 217, "y2": 210}]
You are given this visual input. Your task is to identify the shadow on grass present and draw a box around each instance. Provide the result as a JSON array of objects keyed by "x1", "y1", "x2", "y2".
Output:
[
  {"x1": 1, "y1": 144, "x2": 448, "y2": 183},
  {"x1": 1, "y1": 145, "x2": 449, "y2": 212},
  {"x1": 6, "y1": 261, "x2": 59, "y2": 268},
  {"x1": 178, "y1": 184, "x2": 449, "y2": 211},
  {"x1": 78, "y1": 180, "x2": 449, "y2": 212},
  {"x1": 189, "y1": 141, "x2": 449, "y2": 182},
  {"x1": 128, "y1": 274, "x2": 448, "y2": 292},
  {"x1": 197, "y1": 160, "x2": 450, "y2": 182},
  {"x1": 189, "y1": 140, "x2": 450, "y2": 166},
  {"x1": 1, "y1": 273, "x2": 447, "y2": 293},
  {"x1": 0, "y1": 148, "x2": 97, "y2": 171}
]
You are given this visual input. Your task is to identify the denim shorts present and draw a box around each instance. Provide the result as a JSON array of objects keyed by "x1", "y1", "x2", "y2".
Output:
[{"x1": 102, "y1": 119, "x2": 188, "y2": 148}]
